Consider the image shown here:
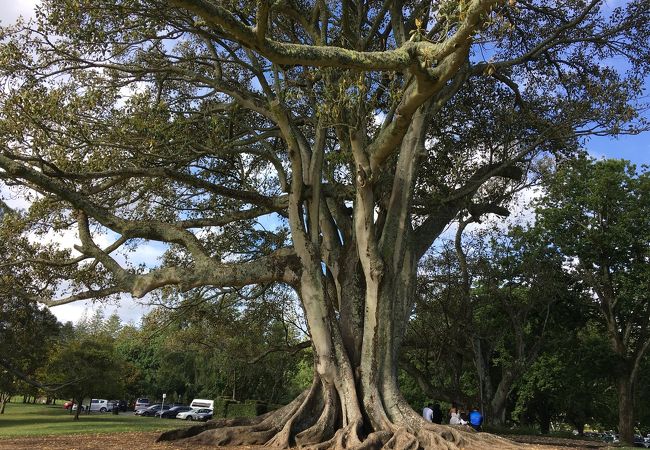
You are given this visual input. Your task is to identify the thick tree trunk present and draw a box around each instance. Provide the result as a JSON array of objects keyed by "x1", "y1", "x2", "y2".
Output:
[
  {"x1": 0, "y1": 394, "x2": 9, "y2": 414},
  {"x1": 539, "y1": 411, "x2": 551, "y2": 435},
  {"x1": 74, "y1": 396, "x2": 83, "y2": 421},
  {"x1": 489, "y1": 369, "x2": 517, "y2": 427},
  {"x1": 158, "y1": 275, "x2": 523, "y2": 449},
  {"x1": 617, "y1": 375, "x2": 634, "y2": 445}
]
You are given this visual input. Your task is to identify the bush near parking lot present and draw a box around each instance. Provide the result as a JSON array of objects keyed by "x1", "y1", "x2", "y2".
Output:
[
  {"x1": 226, "y1": 401, "x2": 266, "y2": 419},
  {"x1": 211, "y1": 398, "x2": 228, "y2": 419},
  {"x1": 206, "y1": 398, "x2": 278, "y2": 419}
]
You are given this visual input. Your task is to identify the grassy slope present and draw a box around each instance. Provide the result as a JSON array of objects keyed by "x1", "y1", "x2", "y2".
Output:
[{"x1": 0, "y1": 402, "x2": 192, "y2": 437}]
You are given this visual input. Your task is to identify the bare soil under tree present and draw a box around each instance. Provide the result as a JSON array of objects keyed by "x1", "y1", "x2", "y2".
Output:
[{"x1": 0, "y1": 431, "x2": 613, "y2": 450}]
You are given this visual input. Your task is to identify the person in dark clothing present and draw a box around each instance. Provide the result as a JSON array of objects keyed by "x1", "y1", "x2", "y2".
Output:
[
  {"x1": 431, "y1": 403, "x2": 443, "y2": 424},
  {"x1": 468, "y1": 407, "x2": 483, "y2": 431}
]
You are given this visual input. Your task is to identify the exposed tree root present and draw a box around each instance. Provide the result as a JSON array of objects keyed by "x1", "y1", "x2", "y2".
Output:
[
  {"x1": 159, "y1": 408, "x2": 529, "y2": 449},
  {"x1": 158, "y1": 383, "x2": 529, "y2": 449}
]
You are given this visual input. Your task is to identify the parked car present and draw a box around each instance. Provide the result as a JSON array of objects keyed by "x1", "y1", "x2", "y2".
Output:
[
  {"x1": 634, "y1": 435, "x2": 650, "y2": 448},
  {"x1": 134, "y1": 397, "x2": 150, "y2": 411},
  {"x1": 176, "y1": 408, "x2": 213, "y2": 421},
  {"x1": 156, "y1": 405, "x2": 191, "y2": 419},
  {"x1": 602, "y1": 432, "x2": 619, "y2": 444},
  {"x1": 135, "y1": 403, "x2": 160, "y2": 416},
  {"x1": 72, "y1": 399, "x2": 110, "y2": 412},
  {"x1": 107, "y1": 400, "x2": 127, "y2": 412},
  {"x1": 63, "y1": 400, "x2": 75, "y2": 410},
  {"x1": 141, "y1": 404, "x2": 170, "y2": 417}
]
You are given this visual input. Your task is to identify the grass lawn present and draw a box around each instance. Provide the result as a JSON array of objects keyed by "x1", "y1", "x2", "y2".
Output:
[{"x1": 0, "y1": 402, "x2": 192, "y2": 438}]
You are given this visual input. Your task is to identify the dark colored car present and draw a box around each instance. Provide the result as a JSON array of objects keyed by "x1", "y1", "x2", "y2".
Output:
[
  {"x1": 141, "y1": 404, "x2": 170, "y2": 417},
  {"x1": 157, "y1": 405, "x2": 191, "y2": 419},
  {"x1": 135, "y1": 403, "x2": 160, "y2": 416},
  {"x1": 633, "y1": 436, "x2": 650, "y2": 448}
]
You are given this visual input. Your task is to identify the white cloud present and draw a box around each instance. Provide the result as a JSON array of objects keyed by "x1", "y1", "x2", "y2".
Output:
[
  {"x1": 0, "y1": 184, "x2": 33, "y2": 211},
  {"x1": 0, "y1": 0, "x2": 39, "y2": 25},
  {"x1": 435, "y1": 184, "x2": 542, "y2": 247}
]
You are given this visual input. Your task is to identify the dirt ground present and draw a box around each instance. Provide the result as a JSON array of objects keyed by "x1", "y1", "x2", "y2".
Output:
[
  {"x1": 0, "y1": 432, "x2": 262, "y2": 450},
  {"x1": 0, "y1": 431, "x2": 613, "y2": 450}
]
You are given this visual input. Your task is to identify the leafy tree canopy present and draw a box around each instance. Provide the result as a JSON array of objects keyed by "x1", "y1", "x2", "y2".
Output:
[
  {"x1": 535, "y1": 157, "x2": 650, "y2": 443},
  {"x1": 1, "y1": 1, "x2": 649, "y2": 448}
]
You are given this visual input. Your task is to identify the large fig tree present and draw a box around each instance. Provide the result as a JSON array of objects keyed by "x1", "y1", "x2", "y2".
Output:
[{"x1": 0, "y1": 1, "x2": 648, "y2": 448}]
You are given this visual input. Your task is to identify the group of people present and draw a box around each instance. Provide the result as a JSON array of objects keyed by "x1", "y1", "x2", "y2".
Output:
[{"x1": 422, "y1": 403, "x2": 483, "y2": 431}]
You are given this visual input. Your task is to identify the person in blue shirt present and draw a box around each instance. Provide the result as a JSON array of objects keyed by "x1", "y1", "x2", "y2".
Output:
[{"x1": 468, "y1": 407, "x2": 483, "y2": 432}]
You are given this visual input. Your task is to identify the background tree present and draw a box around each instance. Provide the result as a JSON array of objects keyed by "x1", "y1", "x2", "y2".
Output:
[
  {"x1": 402, "y1": 243, "x2": 477, "y2": 412},
  {"x1": 465, "y1": 226, "x2": 574, "y2": 425},
  {"x1": 45, "y1": 327, "x2": 125, "y2": 420},
  {"x1": 535, "y1": 158, "x2": 650, "y2": 444},
  {"x1": 148, "y1": 286, "x2": 309, "y2": 404},
  {"x1": 0, "y1": 284, "x2": 59, "y2": 413},
  {"x1": 1, "y1": 1, "x2": 649, "y2": 448},
  {"x1": 113, "y1": 286, "x2": 309, "y2": 406},
  {"x1": 404, "y1": 223, "x2": 574, "y2": 425},
  {"x1": 114, "y1": 324, "x2": 161, "y2": 403},
  {"x1": 635, "y1": 357, "x2": 650, "y2": 435},
  {"x1": 511, "y1": 317, "x2": 615, "y2": 434}
]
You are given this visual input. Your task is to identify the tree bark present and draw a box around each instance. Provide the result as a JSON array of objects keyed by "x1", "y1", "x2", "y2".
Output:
[
  {"x1": 0, "y1": 393, "x2": 9, "y2": 414},
  {"x1": 74, "y1": 396, "x2": 83, "y2": 421},
  {"x1": 539, "y1": 414, "x2": 550, "y2": 435},
  {"x1": 616, "y1": 375, "x2": 634, "y2": 445}
]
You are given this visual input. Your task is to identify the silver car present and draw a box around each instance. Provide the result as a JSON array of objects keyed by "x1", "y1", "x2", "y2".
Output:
[
  {"x1": 176, "y1": 408, "x2": 213, "y2": 421},
  {"x1": 134, "y1": 397, "x2": 150, "y2": 412}
]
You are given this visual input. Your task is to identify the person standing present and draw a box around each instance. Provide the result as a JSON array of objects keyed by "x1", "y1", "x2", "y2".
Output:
[
  {"x1": 468, "y1": 407, "x2": 483, "y2": 432},
  {"x1": 422, "y1": 403, "x2": 434, "y2": 422},
  {"x1": 431, "y1": 403, "x2": 443, "y2": 424}
]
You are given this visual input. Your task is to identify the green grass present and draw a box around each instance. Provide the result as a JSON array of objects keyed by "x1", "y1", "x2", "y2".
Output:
[{"x1": 0, "y1": 402, "x2": 192, "y2": 438}]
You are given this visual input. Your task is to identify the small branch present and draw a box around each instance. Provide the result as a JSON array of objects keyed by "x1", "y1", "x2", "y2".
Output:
[
  {"x1": 35, "y1": 287, "x2": 124, "y2": 307},
  {"x1": 248, "y1": 340, "x2": 311, "y2": 364}
]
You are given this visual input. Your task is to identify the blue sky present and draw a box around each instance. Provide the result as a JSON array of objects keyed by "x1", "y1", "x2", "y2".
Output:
[{"x1": 588, "y1": 133, "x2": 650, "y2": 166}]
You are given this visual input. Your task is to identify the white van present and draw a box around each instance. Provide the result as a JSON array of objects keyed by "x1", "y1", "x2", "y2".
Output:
[{"x1": 189, "y1": 398, "x2": 214, "y2": 410}]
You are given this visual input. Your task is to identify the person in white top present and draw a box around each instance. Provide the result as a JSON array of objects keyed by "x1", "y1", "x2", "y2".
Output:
[
  {"x1": 449, "y1": 411, "x2": 467, "y2": 425},
  {"x1": 449, "y1": 406, "x2": 467, "y2": 425},
  {"x1": 422, "y1": 404, "x2": 434, "y2": 422}
]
